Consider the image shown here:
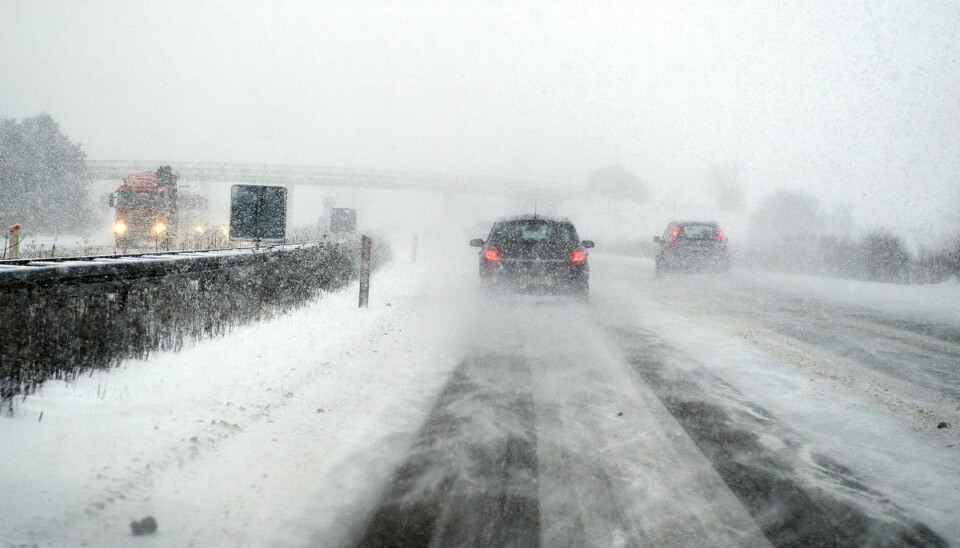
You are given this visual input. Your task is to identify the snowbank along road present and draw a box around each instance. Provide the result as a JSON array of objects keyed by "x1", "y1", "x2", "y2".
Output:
[{"x1": 2, "y1": 247, "x2": 959, "y2": 547}]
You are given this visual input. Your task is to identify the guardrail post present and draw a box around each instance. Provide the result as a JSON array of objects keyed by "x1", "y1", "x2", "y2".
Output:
[
  {"x1": 7, "y1": 225, "x2": 21, "y2": 259},
  {"x1": 359, "y1": 235, "x2": 372, "y2": 308}
]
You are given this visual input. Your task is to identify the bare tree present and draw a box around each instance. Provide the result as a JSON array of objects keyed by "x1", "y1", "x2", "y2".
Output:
[
  {"x1": 862, "y1": 230, "x2": 911, "y2": 283},
  {"x1": 0, "y1": 114, "x2": 90, "y2": 234}
]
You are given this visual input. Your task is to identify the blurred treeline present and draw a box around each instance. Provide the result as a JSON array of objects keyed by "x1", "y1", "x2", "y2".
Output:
[
  {"x1": 739, "y1": 190, "x2": 959, "y2": 284},
  {"x1": 608, "y1": 187, "x2": 960, "y2": 285},
  {"x1": 737, "y1": 231, "x2": 960, "y2": 284},
  {"x1": 0, "y1": 113, "x2": 92, "y2": 234}
]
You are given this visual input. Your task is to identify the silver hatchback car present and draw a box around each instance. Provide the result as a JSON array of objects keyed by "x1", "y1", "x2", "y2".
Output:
[{"x1": 654, "y1": 221, "x2": 730, "y2": 274}]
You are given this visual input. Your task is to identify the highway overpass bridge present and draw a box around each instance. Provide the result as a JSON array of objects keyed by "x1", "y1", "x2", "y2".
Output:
[{"x1": 87, "y1": 160, "x2": 573, "y2": 198}]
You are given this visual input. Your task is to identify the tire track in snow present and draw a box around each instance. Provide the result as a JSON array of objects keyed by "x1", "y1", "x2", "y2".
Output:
[
  {"x1": 647, "y1": 274, "x2": 960, "y2": 426},
  {"x1": 348, "y1": 297, "x2": 770, "y2": 547},
  {"x1": 525, "y1": 326, "x2": 769, "y2": 548},
  {"x1": 609, "y1": 326, "x2": 950, "y2": 547},
  {"x1": 350, "y1": 354, "x2": 541, "y2": 547}
]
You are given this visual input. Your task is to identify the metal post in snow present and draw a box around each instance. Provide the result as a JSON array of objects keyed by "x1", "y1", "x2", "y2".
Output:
[
  {"x1": 359, "y1": 235, "x2": 372, "y2": 308},
  {"x1": 8, "y1": 225, "x2": 21, "y2": 259}
]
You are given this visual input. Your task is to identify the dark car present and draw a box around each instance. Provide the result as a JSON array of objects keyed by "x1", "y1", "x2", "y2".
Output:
[
  {"x1": 470, "y1": 215, "x2": 594, "y2": 297},
  {"x1": 654, "y1": 221, "x2": 729, "y2": 274}
]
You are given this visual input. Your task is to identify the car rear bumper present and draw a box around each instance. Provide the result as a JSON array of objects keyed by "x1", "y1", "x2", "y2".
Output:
[
  {"x1": 480, "y1": 259, "x2": 588, "y2": 293},
  {"x1": 660, "y1": 250, "x2": 729, "y2": 271}
]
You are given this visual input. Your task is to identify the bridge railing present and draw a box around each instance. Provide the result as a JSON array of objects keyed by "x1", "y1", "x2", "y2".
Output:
[{"x1": 86, "y1": 160, "x2": 567, "y2": 196}]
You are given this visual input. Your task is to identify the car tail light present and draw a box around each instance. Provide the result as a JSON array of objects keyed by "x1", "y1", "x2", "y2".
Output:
[
  {"x1": 483, "y1": 248, "x2": 501, "y2": 262},
  {"x1": 669, "y1": 226, "x2": 681, "y2": 247},
  {"x1": 716, "y1": 228, "x2": 726, "y2": 242},
  {"x1": 569, "y1": 249, "x2": 587, "y2": 265}
]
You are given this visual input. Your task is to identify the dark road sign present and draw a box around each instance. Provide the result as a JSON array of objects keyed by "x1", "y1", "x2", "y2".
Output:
[{"x1": 230, "y1": 185, "x2": 287, "y2": 241}]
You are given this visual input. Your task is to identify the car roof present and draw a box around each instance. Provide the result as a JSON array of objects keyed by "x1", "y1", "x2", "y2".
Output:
[
  {"x1": 495, "y1": 214, "x2": 574, "y2": 224},
  {"x1": 672, "y1": 220, "x2": 720, "y2": 226}
]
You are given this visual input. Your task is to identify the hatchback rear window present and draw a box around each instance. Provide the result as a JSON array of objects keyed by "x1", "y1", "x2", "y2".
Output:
[
  {"x1": 490, "y1": 221, "x2": 578, "y2": 245},
  {"x1": 680, "y1": 224, "x2": 718, "y2": 239}
]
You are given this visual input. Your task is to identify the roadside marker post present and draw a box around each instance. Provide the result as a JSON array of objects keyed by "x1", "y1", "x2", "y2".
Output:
[
  {"x1": 7, "y1": 225, "x2": 21, "y2": 259},
  {"x1": 359, "y1": 235, "x2": 372, "y2": 308}
]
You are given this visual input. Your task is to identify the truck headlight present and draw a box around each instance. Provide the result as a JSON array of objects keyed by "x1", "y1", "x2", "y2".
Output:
[{"x1": 114, "y1": 221, "x2": 127, "y2": 235}]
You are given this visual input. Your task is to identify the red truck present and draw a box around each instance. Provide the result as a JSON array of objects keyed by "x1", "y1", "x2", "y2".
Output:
[{"x1": 109, "y1": 166, "x2": 207, "y2": 249}]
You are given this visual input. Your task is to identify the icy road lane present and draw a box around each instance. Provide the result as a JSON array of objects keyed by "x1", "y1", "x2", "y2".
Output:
[
  {"x1": 344, "y1": 301, "x2": 769, "y2": 548},
  {"x1": 2, "y1": 250, "x2": 959, "y2": 547}
]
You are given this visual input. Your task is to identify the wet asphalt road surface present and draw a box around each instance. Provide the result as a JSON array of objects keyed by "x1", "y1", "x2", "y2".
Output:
[
  {"x1": 339, "y1": 336, "x2": 947, "y2": 547},
  {"x1": 322, "y1": 292, "x2": 952, "y2": 547},
  {"x1": 717, "y1": 287, "x2": 960, "y2": 401},
  {"x1": 305, "y1": 258, "x2": 959, "y2": 547},
  {"x1": 648, "y1": 278, "x2": 960, "y2": 404},
  {"x1": 353, "y1": 355, "x2": 540, "y2": 548},
  {"x1": 614, "y1": 328, "x2": 947, "y2": 548}
]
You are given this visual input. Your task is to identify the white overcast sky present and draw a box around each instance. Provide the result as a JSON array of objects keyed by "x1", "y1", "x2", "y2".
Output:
[{"x1": 2, "y1": 1, "x2": 959, "y2": 240}]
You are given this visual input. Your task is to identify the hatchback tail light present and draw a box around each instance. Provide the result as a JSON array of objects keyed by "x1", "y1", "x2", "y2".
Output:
[
  {"x1": 483, "y1": 248, "x2": 501, "y2": 262},
  {"x1": 668, "y1": 226, "x2": 681, "y2": 247},
  {"x1": 569, "y1": 249, "x2": 587, "y2": 265},
  {"x1": 716, "y1": 228, "x2": 726, "y2": 243}
]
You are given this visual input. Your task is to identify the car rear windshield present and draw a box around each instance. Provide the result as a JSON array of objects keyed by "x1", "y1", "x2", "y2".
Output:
[
  {"x1": 680, "y1": 224, "x2": 718, "y2": 239},
  {"x1": 489, "y1": 220, "x2": 579, "y2": 247}
]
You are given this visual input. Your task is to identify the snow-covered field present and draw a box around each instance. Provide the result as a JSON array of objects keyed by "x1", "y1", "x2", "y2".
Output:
[
  {"x1": 2, "y1": 247, "x2": 959, "y2": 546},
  {"x1": 1, "y1": 251, "x2": 468, "y2": 546}
]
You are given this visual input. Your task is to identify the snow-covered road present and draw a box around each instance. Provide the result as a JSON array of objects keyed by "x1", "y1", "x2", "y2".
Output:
[{"x1": 2, "y1": 247, "x2": 959, "y2": 547}]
